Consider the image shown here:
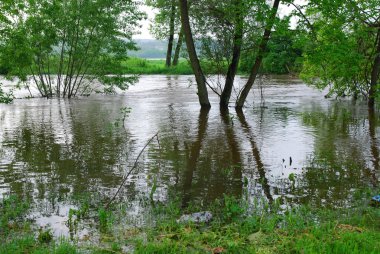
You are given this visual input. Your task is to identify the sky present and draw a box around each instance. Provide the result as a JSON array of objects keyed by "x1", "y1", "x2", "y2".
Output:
[
  {"x1": 133, "y1": 1, "x2": 304, "y2": 40},
  {"x1": 133, "y1": 4, "x2": 156, "y2": 40}
]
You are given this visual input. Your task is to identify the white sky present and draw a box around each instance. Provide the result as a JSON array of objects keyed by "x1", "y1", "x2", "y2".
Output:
[
  {"x1": 133, "y1": 4, "x2": 156, "y2": 39},
  {"x1": 133, "y1": 1, "x2": 303, "y2": 40}
]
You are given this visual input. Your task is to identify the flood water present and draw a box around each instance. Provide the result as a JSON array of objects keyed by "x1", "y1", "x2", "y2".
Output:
[{"x1": 0, "y1": 75, "x2": 379, "y2": 237}]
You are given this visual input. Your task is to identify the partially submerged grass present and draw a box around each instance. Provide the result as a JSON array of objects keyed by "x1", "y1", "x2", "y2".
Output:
[
  {"x1": 135, "y1": 195, "x2": 380, "y2": 254},
  {"x1": 1, "y1": 193, "x2": 379, "y2": 253},
  {"x1": 0, "y1": 195, "x2": 77, "y2": 253}
]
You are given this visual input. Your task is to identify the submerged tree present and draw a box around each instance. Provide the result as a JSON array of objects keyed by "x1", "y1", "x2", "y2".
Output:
[
  {"x1": 179, "y1": 0, "x2": 286, "y2": 108},
  {"x1": 179, "y1": 0, "x2": 210, "y2": 108},
  {"x1": 1, "y1": 0, "x2": 144, "y2": 98},
  {"x1": 235, "y1": 0, "x2": 281, "y2": 109}
]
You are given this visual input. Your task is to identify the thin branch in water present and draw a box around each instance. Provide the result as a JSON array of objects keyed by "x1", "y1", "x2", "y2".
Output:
[{"x1": 105, "y1": 132, "x2": 159, "y2": 209}]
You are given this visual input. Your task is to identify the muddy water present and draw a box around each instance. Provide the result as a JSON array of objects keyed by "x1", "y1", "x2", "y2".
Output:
[{"x1": 0, "y1": 75, "x2": 379, "y2": 236}]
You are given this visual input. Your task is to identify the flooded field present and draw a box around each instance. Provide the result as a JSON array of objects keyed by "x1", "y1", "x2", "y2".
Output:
[{"x1": 0, "y1": 75, "x2": 379, "y2": 238}]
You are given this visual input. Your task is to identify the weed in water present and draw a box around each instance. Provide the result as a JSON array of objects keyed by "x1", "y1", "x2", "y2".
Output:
[
  {"x1": 37, "y1": 228, "x2": 53, "y2": 244},
  {"x1": 98, "y1": 208, "x2": 114, "y2": 232},
  {"x1": 0, "y1": 83, "x2": 14, "y2": 104}
]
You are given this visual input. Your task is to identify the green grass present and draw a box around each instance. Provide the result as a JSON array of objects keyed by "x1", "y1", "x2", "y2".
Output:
[
  {"x1": 0, "y1": 195, "x2": 78, "y2": 254},
  {"x1": 135, "y1": 196, "x2": 380, "y2": 254},
  {"x1": 121, "y1": 57, "x2": 257, "y2": 75},
  {"x1": 122, "y1": 58, "x2": 195, "y2": 75},
  {"x1": 1, "y1": 194, "x2": 379, "y2": 254},
  {"x1": 0, "y1": 83, "x2": 14, "y2": 104}
]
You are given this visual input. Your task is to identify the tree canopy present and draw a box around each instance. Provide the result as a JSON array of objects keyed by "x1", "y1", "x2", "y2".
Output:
[{"x1": 0, "y1": 0, "x2": 144, "y2": 98}]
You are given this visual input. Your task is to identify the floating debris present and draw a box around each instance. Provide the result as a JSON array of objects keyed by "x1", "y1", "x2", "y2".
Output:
[
  {"x1": 178, "y1": 211, "x2": 213, "y2": 224},
  {"x1": 370, "y1": 195, "x2": 380, "y2": 207}
]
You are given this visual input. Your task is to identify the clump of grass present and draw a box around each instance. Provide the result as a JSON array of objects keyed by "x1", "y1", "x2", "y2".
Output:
[
  {"x1": 37, "y1": 228, "x2": 53, "y2": 244},
  {"x1": 67, "y1": 200, "x2": 90, "y2": 235},
  {"x1": 0, "y1": 195, "x2": 29, "y2": 235},
  {"x1": 0, "y1": 83, "x2": 14, "y2": 104},
  {"x1": 98, "y1": 208, "x2": 114, "y2": 232}
]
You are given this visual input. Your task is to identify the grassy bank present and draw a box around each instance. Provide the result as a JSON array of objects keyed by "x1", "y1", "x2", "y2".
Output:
[
  {"x1": 1, "y1": 193, "x2": 379, "y2": 254},
  {"x1": 1, "y1": 57, "x2": 292, "y2": 77},
  {"x1": 121, "y1": 58, "x2": 195, "y2": 75},
  {"x1": 121, "y1": 58, "x2": 242, "y2": 75},
  {"x1": 138, "y1": 198, "x2": 380, "y2": 253}
]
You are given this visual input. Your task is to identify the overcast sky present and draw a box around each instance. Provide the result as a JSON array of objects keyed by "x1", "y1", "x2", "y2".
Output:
[{"x1": 133, "y1": 1, "x2": 303, "y2": 40}]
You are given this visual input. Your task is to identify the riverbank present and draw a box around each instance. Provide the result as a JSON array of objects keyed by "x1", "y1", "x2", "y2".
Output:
[
  {"x1": 0, "y1": 57, "x2": 295, "y2": 78},
  {"x1": 1, "y1": 194, "x2": 379, "y2": 254},
  {"x1": 121, "y1": 58, "x2": 195, "y2": 75},
  {"x1": 120, "y1": 58, "x2": 291, "y2": 76}
]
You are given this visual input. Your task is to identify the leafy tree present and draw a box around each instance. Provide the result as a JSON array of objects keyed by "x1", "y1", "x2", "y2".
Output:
[
  {"x1": 1, "y1": 0, "x2": 144, "y2": 98},
  {"x1": 297, "y1": 0, "x2": 380, "y2": 108},
  {"x1": 179, "y1": 0, "x2": 287, "y2": 108},
  {"x1": 240, "y1": 19, "x2": 304, "y2": 75},
  {"x1": 147, "y1": 0, "x2": 182, "y2": 67},
  {"x1": 236, "y1": 0, "x2": 281, "y2": 109}
]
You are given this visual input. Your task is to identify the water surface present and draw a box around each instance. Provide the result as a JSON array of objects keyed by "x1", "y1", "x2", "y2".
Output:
[{"x1": 0, "y1": 75, "x2": 379, "y2": 237}]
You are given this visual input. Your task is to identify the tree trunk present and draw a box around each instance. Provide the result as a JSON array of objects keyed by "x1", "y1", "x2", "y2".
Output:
[
  {"x1": 179, "y1": 0, "x2": 211, "y2": 108},
  {"x1": 368, "y1": 28, "x2": 380, "y2": 109},
  {"x1": 220, "y1": 0, "x2": 243, "y2": 108},
  {"x1": 236, "y1": 0, "x2": 280, "y2": 109},
  {"x1": 166, "y1": 0, "x2": 176, "y2": 67},
  {"x1": 173, "y1": 27, "x2": 184, "y2": 66}
]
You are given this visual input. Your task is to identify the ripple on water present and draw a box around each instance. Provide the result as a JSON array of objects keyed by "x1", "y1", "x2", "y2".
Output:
[{"x1": 0, "y1": 75, "x2": 378, "y2": 238}]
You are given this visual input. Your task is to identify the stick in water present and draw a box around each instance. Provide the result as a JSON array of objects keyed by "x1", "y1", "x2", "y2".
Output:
[{"x1": 105, "y1": 132, "x2": 159, "y2": 209}]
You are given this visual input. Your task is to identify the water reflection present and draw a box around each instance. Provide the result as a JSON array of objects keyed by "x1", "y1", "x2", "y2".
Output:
[
  {"x1": 295, "y1": 103, "x2": 378, "y2": 206},
  {"x1": 0, "y1": 98, "x2": 128, "y2": 210},
  {"x1": 368, "y1": 108, "x2": 379, "y2": 186},
  {"x1": 182, "y1": 108, "x2": 209, "y2": 207},
  {"x1": 0, "y1": 75, "x2": 379, "y2": 236},
  {"x1": 237, "y1": 109, "x2": 273, "y2": 203}
]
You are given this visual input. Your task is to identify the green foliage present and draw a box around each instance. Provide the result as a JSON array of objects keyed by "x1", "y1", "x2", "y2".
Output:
[
  {"x1": 67, "y1": 202, "x2": 89, "y2": 235},
  {"x1": 240, "y1": 18, "x2": 304, "y2": 74},
  {"x1": 1, "y1": 194, "x2": 379, "y2": 253},
  {"x1": 0, "y1": 83, "x2": 14, "y2": 104},
  {"x1": 136, "y1": 198, "x2": 380, "y2": 254},
  {"x1": 298, "y1": 0, "x2": 380, "y2": 98},
  {"x1": 122, "y1": 58, "x2": 194, "y2": 75},
  {"x1": 98, "y1": 208, "x2": 113, "y2": 232},
  {"x1": 145, "y1": 0, "x2": 180, "y2": 40},
  {"x1": 0, "y1": 195, "x2": 29, "y2": 235},
  {"x1": 0, "y1": 196, "x2": 79, "y2": 253},
  {"x1": 0, "y1": 0, "x2": 144, "y2": 98},
  {"x1": 221, "y1": 194, "x2": 246, "y2": 222},
  {"x1": 37, "y1": 228, "x2": 53, "y2": 244}
]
